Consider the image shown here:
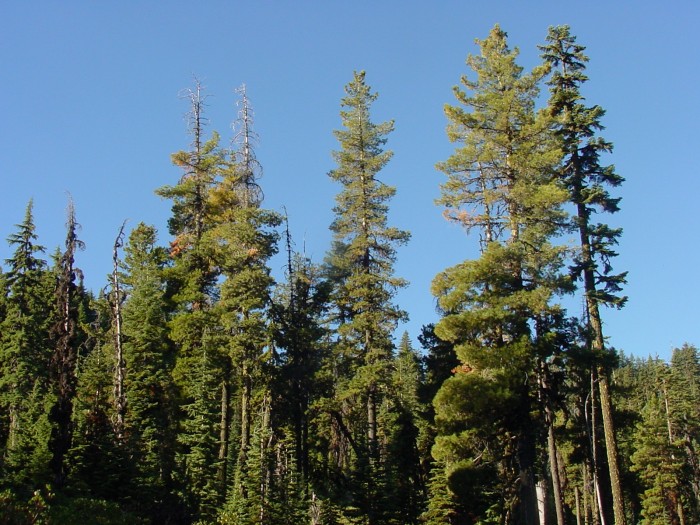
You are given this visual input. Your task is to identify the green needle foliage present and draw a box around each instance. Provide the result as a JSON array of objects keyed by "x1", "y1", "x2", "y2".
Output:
[
  {"x1": 323, "y1": 70, "x2": 410, "y2": 524},
  {"x1": 121, "y1": 224, "x2": 178, "y2": 521},
  {"x1": 0, "y1": 27, "x2": 692, "y2": 524},
  {"x1": 541, "y1": 26, "x2": 629, "y2": 525},
  {"x1": 0, "y1": 201, "x2": 53, "y2": 492},
  {"x1": 432, "y1": 25, "x2": 569, "y2": 524}
]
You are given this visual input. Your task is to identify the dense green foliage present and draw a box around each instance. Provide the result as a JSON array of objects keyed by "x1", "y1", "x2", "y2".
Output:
[{"x1": 0, "y1": 25, "x2": 696, "y2": 525}]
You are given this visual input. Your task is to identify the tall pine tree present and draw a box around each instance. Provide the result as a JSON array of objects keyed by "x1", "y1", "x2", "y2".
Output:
[
  {"x1": 432, "y1": 25, "x2": 567, "y2": 524},
  {"x1": 48, "y1": 199, "x2": 85, "y2": 489},
  {"x1": 323, "y1": 70, "x2": 410, "y2": 524}
]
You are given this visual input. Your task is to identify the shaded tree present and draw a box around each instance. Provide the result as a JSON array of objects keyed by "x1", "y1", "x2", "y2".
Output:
[{"x1": 48, "y1": 199, "x2": 85, "y2": 489}]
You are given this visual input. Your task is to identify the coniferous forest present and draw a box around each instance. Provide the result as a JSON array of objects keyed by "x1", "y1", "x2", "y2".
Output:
[{"x1": 2, "y1": 24, "x2": 699, "y2": 525}]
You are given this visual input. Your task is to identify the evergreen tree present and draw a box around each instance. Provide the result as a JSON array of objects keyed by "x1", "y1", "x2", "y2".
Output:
[
  {"x1": 69, "y1": 293, "x2": 129, "y2": 502},
  {"x1": 630, "y1": 363, "x2": 685, "y2": 525},
  {"x1": 48, "y1": 199, "x2": 85, "y2": 489},
  {"x1": 323, "y1": 70, "x2": 410, "y2": 523},
  {"x1": 176, "y1": 334, "x2": 222, "y2": 521},
  {"x1": 0, "y1": 201, "x2": 53, "y2": 491},
  {"x1": 385, "y1": 332, "x2": 426, "y2": 523},
  {"x1": 121, "y1": 223, "x2": 178, "y2": 521},
  {"x1": 418, "y1": 324, "x2": 458, "y2": 410},
  {"x1": 207, "y1": 85, "x2": 281, "y2": 516},
  {"x1": 420, "y1": 459, "x2": 462, "y2": 525},
  {"x1": 157, "y1": 80, "x2": 227, "y2": 517},
  {"x1": 668, "y1": 344, "x2": 700, "y2": 520},
  {"x1": 272, "y1": 223, "x2": 331, "y2": 484},
  {"x1": 432, "y1": 25, "x2": 566, "y2": 524},
  {"x1": 541, "y1": 25, "x2": 628, "y2": 525}
]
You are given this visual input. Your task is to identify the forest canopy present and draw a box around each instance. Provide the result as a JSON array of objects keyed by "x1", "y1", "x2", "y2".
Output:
[{"x1": 0, "y1": 24, "x2": 698, "y2": 525}]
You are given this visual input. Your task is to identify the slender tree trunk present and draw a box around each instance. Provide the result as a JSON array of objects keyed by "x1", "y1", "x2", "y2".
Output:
[
  {"x1": 588, "y1": 371, "x2": 607, "y2": 525},
  {"x1": 578, "y1": 200, "x2": 625, "y2": 525},
  {"x1": 539, "y1": 360, "x2": 566, "y2": 525},
  {"x1": 240, "y1": 360, "x2": 251, "y2": 459},
  {"x1": 367, "y1": 387, "x2": 377, "y2": 458},
  {"x1": 517, "y1": 392, "x2": 540, "y2": 525},
  {"x1": 596, "y1": 370, "x2": 625, "y2": 525},
  {"x1": 218, "y1": 372, "x2": 231, "y2": 492},
  {"x1": 582, "y1": 462, "x2": 594, "y2": 525},
  {"x1": 48, "y1": 202, "x2": 81, "y2": 489},
  {"x1": 547, "y1": 413, "x2": 566, "y2": 525},
  {"x1": 575, "y1": 486, "x2": 582, "y2": 525},
  {"x1": 111, "y1": 222, "x2": 127, "y2": 441},
  {"x1": 537, "y1": 480, "x2": 549, "y2": 525}
]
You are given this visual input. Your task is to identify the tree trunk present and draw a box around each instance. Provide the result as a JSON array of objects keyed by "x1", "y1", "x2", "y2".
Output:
[
  {"x1": 48, "y1": 203, "x2": 81, "y2": 489},
  {"x1": 240, "y1": 359, "x2": 251, "y2": 459},
  {"x1": 588, "y1": 371, "x2": 607, "y2": 525},
  {"x1": 575, "y1": 486, "x2": 582, "y2": 525},
  {"x1": 548, "y1": 413, "x2": 566, "y2": 525},
  {"x1": 579, "y1": 199, "x2": 625, "y2": 525},
  {"x1": 596, "y1": 370, "x2": 625, "y2": 525},
  {"x1": 111, "y1": 222, "x2": 127, "y2": 441},
  {"x1": 218, "y1": 373, "x2": 231, "y2": 492},
  {"x1": 517, "y1": 393, "x2": 540, "y2": 525},
  {"x1": 540, "y1": 360, "x2": 566, "y2": 525},
  {"x1": 536, "y1": 480, "x2": 549, "y2": 525}
]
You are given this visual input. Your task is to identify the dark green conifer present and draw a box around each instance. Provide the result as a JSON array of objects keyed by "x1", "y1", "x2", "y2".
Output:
[
  {"x1": 121, "y1": 223, "x2": 178, "y2": 521},
  {"x1": 324, "y1": 70, "x2": 410, "y2": 523},
  {"x1": 0, "y1": 201, "x2": 53, "y2": 490},
  {"x1": 541, "y1": 25, "x2": 628, "y2": 525},
  {"x1": 48, "y1": 199, "x2": 85, "y2": 489}
]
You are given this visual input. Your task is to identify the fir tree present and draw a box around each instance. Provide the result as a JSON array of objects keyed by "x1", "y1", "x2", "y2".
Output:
[
  {"x1": 207, "y1": 85, "x2": 281, "y2": 515},
  {"x1": 69, "y1": 294, "x2": 129, "y2": 503},
  {"x1": 630, "y1": 370, "x2": 685, "y2": 525},
  {"x1": 272, "y1": 224, "x2": 331, "y2": 484},
  {"x1": 157, "y1": 80, "x2": 227, "y2": 516},
  {"x1": 668, "y1": 344, "x2": 700, "y2": 520},
  {"x1": 541, "y1": 25, "x2": 628, "y2": 525},
  {"x1": 0, "y1": 201, "x2": 53, "y2": 490},
  {"x1": 385, "y1": 332, "x2": 426, "y2": 523},
  {"x1": 324, "y1": 70, "x2": 410, "y2": 523},
  {"x1": 121, "y1": 223, "x2": 178, "y2": 521}
]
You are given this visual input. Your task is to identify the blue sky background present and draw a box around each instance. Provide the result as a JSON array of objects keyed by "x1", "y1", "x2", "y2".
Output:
[{"x1": 1, "y1": 2, "x2": 697, "y2": 360}]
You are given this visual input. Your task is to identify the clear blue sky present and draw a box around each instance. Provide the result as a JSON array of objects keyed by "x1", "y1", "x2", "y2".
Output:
[{"x1": 1, "y1": 2, "x2": 697, "y2": 361}]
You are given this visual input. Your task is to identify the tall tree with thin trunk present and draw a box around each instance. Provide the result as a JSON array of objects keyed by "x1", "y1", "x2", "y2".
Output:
[
  {"x1": 157, "y1": 79, "x2": 226, "y2": 519},
  {"x1": 272, "y1": 218, "x2": 330, "y2": 483},
  {"x1": 207, "y1": 85, "x2": 281, "y2": 517},
  {"x1": 324, "y1": 70, "x2": 410, "y2": 523},
  {"x1": 122, "y1": 223, "x2": 178, "y2": 521},
  {"x1": 541, "y1": 25, "x2": 628, "y2": 525},
  {"x1": 48, "y1": 198, "x2": 85, "y2": 489},
  {"x1": 109, "y1": 221, "x2": 128, "y2": 441}
]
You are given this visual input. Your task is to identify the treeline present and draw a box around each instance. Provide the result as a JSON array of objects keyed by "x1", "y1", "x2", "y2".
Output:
[{"x1": 0, "y1": 25, "x2": 698, "y2": 525}]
